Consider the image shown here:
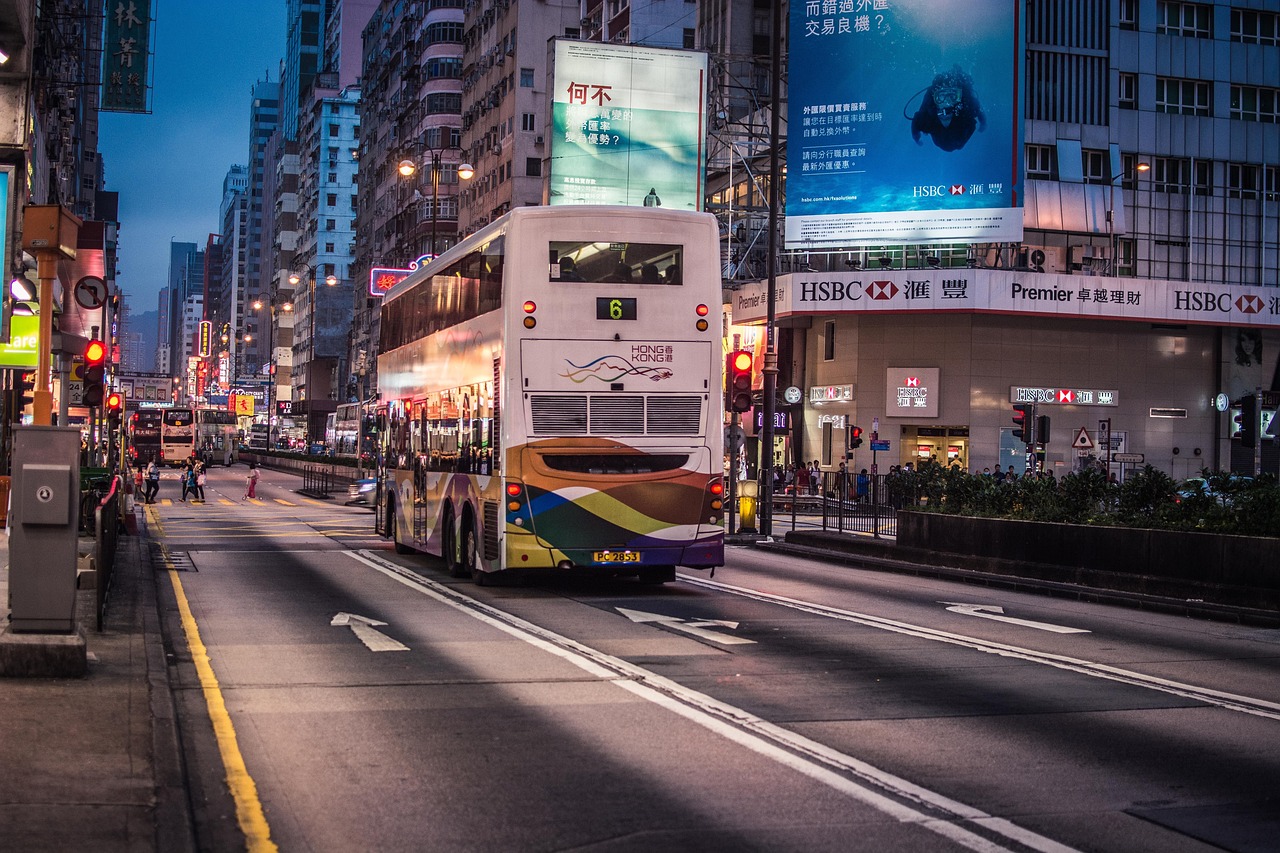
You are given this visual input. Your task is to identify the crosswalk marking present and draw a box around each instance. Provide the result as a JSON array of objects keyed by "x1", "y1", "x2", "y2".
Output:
[{"x1": 273, "y1": 498, "x2": 297, "y2": 506}]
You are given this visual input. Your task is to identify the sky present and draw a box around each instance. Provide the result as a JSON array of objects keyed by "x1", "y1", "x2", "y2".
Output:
[{"x1": 99, "y1": 1, "x2": 286, "y2": 317}]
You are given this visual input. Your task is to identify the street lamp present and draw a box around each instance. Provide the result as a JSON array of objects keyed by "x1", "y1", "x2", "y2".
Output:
[
  {"x1": 252, "y1": 297, "x2": 293, "y2": 447},
  {"x1": 397, "y1": 146, "x2": 474, "y2": 258},
  {"x1": 287, "y1": 263, "x2": 337, "y2": 441},
  {"x1": 1107, "y1": 161, "x2": 1150, "y2": 276}
]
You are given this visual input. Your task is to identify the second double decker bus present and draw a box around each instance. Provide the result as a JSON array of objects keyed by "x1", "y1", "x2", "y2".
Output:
[{"x1": 376, "y1": 206, "x2": 724, "y2": 584}]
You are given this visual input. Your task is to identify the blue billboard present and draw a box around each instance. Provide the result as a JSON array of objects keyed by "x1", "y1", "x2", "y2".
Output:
[{"x1": 786, "y1": 0, "x2": 1024, "y2": 247}]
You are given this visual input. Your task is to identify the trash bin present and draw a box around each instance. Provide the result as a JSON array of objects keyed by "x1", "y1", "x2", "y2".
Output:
[{"x1": 738, "y1": 478, "x2": 758, "y2": 534}]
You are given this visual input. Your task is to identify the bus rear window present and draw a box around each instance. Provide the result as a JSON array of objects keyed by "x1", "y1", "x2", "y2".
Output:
[
  {"x1": 550, "y1": 241, "x2": 682, "y2": 285},
  {"x1": 163, "y1": 411, "x2": 193, "y2": 427}
]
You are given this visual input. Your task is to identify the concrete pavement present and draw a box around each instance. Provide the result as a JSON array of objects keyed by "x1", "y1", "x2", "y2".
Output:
[{"x1": 0, "y1": 513, "x2": 195, "y2": 852}]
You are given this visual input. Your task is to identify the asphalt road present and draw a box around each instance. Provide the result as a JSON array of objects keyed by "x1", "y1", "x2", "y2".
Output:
[{"x1": 149, "y1": 465, "x2": 1280, "y2": 852}]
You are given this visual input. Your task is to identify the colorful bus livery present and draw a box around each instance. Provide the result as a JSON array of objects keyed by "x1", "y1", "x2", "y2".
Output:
[{"x1": 377, "y1": 206, "x2": 725, "y2": 584}]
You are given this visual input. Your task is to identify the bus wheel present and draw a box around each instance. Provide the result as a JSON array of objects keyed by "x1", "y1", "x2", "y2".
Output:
[
  {"x1": 443, "y1": 509, "x2": 467, "y2": 578},
  {"x1": 637, "y1": 565, "x2": 676, "y2": 585},
  {"x1": 462, "y1": 521, "x2": 487, "y2": 585},
  {"x1": 390, "y1": 504, "x2": 414, "y2": 555}
]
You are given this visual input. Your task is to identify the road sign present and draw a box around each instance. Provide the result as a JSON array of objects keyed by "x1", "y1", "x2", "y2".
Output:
[
  {"x1": 1071, "y1": 427, "x2": 1094, "y2": 449},
  {"x1": 870, "y1": 440, "x2": 890, "y2": 451},
  {"x1": 74, "y1": 275, "x2": 108, "y2": 310},
  {"x1": 1113, "y1": 453, "x2": 1144, "y2": 463}
]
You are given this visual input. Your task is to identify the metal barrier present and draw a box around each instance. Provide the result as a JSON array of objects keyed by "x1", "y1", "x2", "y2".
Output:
[
  {"x1": 762, "y1": 472, "x2": 911, "y2": 539},
  {"x1": 93, "y1": 475, "x2": 122, "y2": 631},
  {"x1": 300, "y1": 465, "x2": 333, "y2": 498}
]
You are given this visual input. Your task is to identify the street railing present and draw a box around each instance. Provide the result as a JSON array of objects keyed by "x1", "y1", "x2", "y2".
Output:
[{"x1": 755, "y1": 472, "x2": 917, "y2": 539}]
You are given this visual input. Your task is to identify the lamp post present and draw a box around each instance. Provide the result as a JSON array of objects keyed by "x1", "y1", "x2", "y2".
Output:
[
  {"x1": 287, "y1": 263, "x2": 337, "y2": 441},
  {"x1": 253, "y1": 298, "x2": 293, "y2": 448},
  {"x1": 397, "y1": 147, "x2": 474, "y2": 258},
  {"x1": 1106, "y1": 161, "x2": 1150, "y2": 276}
]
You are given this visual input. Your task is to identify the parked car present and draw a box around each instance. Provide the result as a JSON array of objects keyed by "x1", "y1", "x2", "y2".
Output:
[
  {"x1": 1175, "y1": 475, "x2": 1252, "y2": 506},
  {"x1": 346, "y1": 477, "x2": 377, "y2": 507}
]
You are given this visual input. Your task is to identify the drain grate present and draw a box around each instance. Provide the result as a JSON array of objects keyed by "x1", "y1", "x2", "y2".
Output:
[{"x1": 150, "y1": 543, "x2": 196, "y2": 572}]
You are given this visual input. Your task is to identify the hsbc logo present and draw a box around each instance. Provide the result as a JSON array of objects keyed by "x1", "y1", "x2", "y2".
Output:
[
  {"x1": 1058, "y1": 390, "x2": 1075, "y2": 403},
  {"x1": 950, "y1": 185, "x2": 965, "y2": 195},
  {"x1": 1237, "y1": 294, "x2": 1264, "y2": 314},
  {"x1": 913, "y1": 185, "x2": 948, "y2": 197},
  {"x1": 905, "y1": 376, "x2": 919, "y2": 387},
  {"x1": 866, "y1": 281, "x2": 898, "y2": 300}
]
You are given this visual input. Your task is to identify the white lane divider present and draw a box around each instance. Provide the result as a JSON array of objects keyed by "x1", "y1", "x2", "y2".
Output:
[
  {"x1": 680, "y1": 573, "x2": 1280, "y2": 722},
  {"x1": 350, "y1": 550, "x2": 1081, "y2": 853}
]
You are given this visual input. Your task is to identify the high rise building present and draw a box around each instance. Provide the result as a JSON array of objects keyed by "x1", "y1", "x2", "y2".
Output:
[{"x1": 243, "y1": 77, "x2": 281, "y2": 375}]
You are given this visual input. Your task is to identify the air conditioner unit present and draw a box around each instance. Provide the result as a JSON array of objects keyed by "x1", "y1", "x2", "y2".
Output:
[{"x1": 535, "y1": 135, "x2": 544, "y2": 145}]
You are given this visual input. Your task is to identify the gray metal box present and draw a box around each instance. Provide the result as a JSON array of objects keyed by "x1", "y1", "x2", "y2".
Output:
[{"x1": 9, "y1": 427, "x2": 82, "y2": 633}]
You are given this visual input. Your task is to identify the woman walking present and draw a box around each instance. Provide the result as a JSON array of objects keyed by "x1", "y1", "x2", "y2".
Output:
[
  {"x1": 245, "y1": 462, "x2": 260, "y2": 500},
  {"x1": 193, "y1": 460, "x2": 207, "y2": 502}
]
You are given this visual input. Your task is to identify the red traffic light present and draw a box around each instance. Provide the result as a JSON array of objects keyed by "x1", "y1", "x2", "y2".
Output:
[
  {"x1": 105, "y1": 391, "x2": 123, "y2": 410},
  {"x1": 725, "y1": 350, "x2": 754, "y2": 413},
  {"x1": 84, "y1": 339, "x2": 107, "y2": 364}
]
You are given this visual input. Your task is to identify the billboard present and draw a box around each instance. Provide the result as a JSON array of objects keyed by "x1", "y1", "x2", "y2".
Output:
[
  {"x1": 786, "y1": 0, "x2": 1024, "y2": 247},
  {"x1": 549, "y1": 41, "x2": 707, "y2": 210},
  {"x1": 102, "y1": 0, "x2": 154, "y2": 113}
]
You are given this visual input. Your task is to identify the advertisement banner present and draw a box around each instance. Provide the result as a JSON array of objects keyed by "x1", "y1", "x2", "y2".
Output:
[
  {"x1": 731, "y1": 270, "x2": 1280, "y2": 330},
  {"x1": 549, "y1": 41, "x2": 707, "y2": 210},
  {"x1": 786, "y1": 0, "x2": 1023, "y2": 247},
  {"x1": 102, "y1": 0, "x2": 154, "y2": 113}
]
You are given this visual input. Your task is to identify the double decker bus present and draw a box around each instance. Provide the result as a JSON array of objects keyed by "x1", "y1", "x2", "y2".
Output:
[
  {"x1": 125, "y1": 409, "x2": 163, "y2": 467},
  {"x1": 376, "y1": 206, "x2": 724, "y2": 584},
  {"x1": 160, "y1": 407, "x2": 240, "y2": 465}
]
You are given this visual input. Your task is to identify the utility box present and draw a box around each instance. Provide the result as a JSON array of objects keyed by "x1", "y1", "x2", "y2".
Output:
[{"x1": 9, "y1": 426, "x2": 82, "y2": 633}]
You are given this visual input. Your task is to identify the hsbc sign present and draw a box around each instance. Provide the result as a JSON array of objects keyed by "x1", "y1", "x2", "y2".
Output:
[{"x1": 1011, "y1": 386, "x2": 1120, "y2": 406}]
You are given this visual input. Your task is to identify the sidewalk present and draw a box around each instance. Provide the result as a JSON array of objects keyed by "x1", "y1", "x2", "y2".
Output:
[{"x1": 0, "y1": 514, "x2": 194, "y2": 851}]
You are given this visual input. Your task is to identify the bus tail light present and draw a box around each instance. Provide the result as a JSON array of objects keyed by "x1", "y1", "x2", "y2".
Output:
[
  {"x1": 523, "y1": 300, "x2": 537, "y2": 329},
  {"x1": 695, "y1": 303, "x2": 710, "y2": 331},
  {"x1": 706, "y1": 478, "x2": 725, "y2": 524}
]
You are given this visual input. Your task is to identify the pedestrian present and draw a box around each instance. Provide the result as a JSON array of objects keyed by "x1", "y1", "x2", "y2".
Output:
[
  {"x1": 1006, "y1": 465, "x2": 1017, "y2": 481},
  {"x1": 856, "y1": 468, "x2": 870, "y2": 503},
  {"x1": 194, "y1": 460, "x2": 207, "y2": 502},
  {"x1": 178, "y1": 459, "x2": 193, "y2": 502},
  {"x1": 245, "y1": 462, "x2": 260, "y2": 499},
  {"x1": 145, "y1": 460, "x2": 160, "y2": 503},
  {"x1": 809, "y1": 460, "x2": 821, "y2": 495}
]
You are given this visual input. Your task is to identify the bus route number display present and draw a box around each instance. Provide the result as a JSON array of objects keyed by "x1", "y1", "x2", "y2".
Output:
[{"x1": 596, "y1": 297, "x2": 637, "y2": 321}]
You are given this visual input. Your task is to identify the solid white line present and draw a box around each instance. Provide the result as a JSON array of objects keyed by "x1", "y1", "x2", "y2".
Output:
[
  {"x1": 680, "y1": 573, "x2": 1280, "y2": 721},
  {"x1": 349, "y1": 550, "x2": 1081, "y2": 853}
]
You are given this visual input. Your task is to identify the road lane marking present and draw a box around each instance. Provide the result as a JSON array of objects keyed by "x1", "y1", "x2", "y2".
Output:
[
  {"x1": 351, "y1": 550, "x2": 1079, "y2": 853},
  {"x1": 273, "y1": 498, "x2": 297, "y2": 506},
  {"x1": 941, "y1": 602, "x2": 1091, "y2": 634},
  {"x1": 680, "y1": 574, "x2": 1280, "y2": 722},
  {"x1": 616, "y1": 607, "x2": 756, "y2": 645},
  {"x1": 331, "y1": 612, "x2": 410, "y2": 652},
  {"x1": 161, "y1": 544, "x2": 277, "y2": 852}
]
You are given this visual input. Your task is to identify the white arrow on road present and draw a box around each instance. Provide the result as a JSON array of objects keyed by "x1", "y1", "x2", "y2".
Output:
[
  {"x1": 940, "y1": 602, "x2": 1090, "y2": 634},
  {"x1": 616, "y1": 608, "x2": 756, "y2": 645},
  {"x1": 331, "y1": 612, "x2": 411, "y2": 651}
]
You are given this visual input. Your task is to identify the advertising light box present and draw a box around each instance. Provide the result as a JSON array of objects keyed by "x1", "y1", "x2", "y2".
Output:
[
  {"x1": 786, "y1": 0, "x2": 1024, "y2": 247},
  {"x1": 549, "y1": 40, "x2": 708, "y2": 210}
]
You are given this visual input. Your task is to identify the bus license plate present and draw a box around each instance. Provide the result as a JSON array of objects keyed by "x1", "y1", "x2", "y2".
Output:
[{"x1": 593, "y1": 550, "x2": 640, "y2": 563}]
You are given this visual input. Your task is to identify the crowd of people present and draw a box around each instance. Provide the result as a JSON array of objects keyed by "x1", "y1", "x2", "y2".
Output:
[{"x1": 132, "y1": 458, "x2": 262, "y2": 503}]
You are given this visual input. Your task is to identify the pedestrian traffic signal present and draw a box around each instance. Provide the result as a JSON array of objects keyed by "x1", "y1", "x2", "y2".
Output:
[
  {"x1": 726, "y1": 350, "x2": 753, "y2": 413},
  {"x1": 83, "y1": 338, "x2": 107, "y2": 407},
  {"x1": 849, "y1": 425, "x2": 863, "y2": 449},
  {"x1": 1011, "y1": 404, "x2": 1032, "y2": 443},
  {"x1": 1239, "y1": 394, "x2": 1257, "y2": 448},
  {"x1": 1035, "y1": 415, "x2": 1050, "y2": 445}
]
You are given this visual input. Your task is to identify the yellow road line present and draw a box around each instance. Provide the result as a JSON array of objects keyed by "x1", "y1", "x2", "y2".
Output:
[
  {"x1": 273, "y1": 498, "x2": 297, "y2": 506},
  {"x1": 162, "y1": 545, "x2": 277, "y2": 853}
]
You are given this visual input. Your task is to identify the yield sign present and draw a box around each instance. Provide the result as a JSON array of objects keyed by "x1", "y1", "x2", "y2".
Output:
[{"x1": 1072, "y1": 427, "x2": 1094, "y2": 449}]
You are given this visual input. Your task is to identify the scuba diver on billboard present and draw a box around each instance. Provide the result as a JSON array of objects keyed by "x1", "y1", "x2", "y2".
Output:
[{"x1": 907, "y1": 65, "x2": 987, "y2": 152}]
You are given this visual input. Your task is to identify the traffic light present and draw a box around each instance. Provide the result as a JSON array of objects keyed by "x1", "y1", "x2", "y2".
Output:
[
  {"x1": 1011, "y1": 404, "x2": 1032, "y2": 443},
  {"x1": 1239, "y1": 394, "x2": 1257, "y2": 448},
  {"x1": 105, "y1": 391, "x2": 124, "y2": 426},
  {"x1": 849, "y1": 425, "x2": 863, "y2": 449},
  {"x1": 725, "y1": 350, "x2": 753, "y2": 413},
  {"x1": 83, "y1": 338, "x2": 107, "y2": 407},
  {"x1": 1035, "y1": 415, "x2": 1051, "y2": 445},
  {"x1": 17, "y1": 371, "x2": 35, "y2": 410}
]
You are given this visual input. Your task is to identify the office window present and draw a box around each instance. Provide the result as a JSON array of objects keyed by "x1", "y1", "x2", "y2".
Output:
[
  {"x1": 1025, "y1": 144, "x2": 1055, "y2": 179},
  {"x1": 1232, "y1": 9, "x2": 1280, "y2": 45},
  {"x1": 1082, "y1": 149, "x2": 1108, "y2": 185},
  {"x1": 325, "y1": 242, "x2": 335, "y2": 253},
  {"x1": 520, "y1": 67, "x2": 534, "y2": 87},
  {"x1": 327, "y1": 193, "x2": 337, "y2": 206},
  {"x1": 326, "y1": 218, "x2": 335, "y2": 229},
  {"x1": 1156, "y1": 2, "x2": 1212, "y2": 37},
  {"x1": 1155, "y1": 77, "x2": 1210, "y2": 116},
  {"x1": 1118, "y1": 73, "x2": 1137, "y2": 110},
  {"x1": 684, "y1": 28, "x2": 695, "y2": 49},
  {"x1": 1231, "y1": 85, "x2": 1280, "y2": 123},
  {"x1": 328, "y1": 123, "x2": 339, "y2": 136},
  {"x1": 1152, "y1": 157, "x2": 1190, "y2": 193},
  {"x1": 1118, "y1": 0, "x2": 1137, "y2": 30},
  {"x1": 525, "y1": 157, "x2": 541, "y2": 177},
  {"x1": 1227, "y1": 163, "x2": 1261, "y2": 199},
  {"x1": 823, "y1": 319, "x2": 835, "y2": 361},
  {"x1": 522, "y1": 112, "x2": 536, "y2": 132}
]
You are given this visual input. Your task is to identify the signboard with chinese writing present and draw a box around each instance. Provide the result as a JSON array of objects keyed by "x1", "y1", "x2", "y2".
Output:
[
  {"x1": 198, "y1": 321, "x2": 212, "y2": 357},
  {"x1": 786, "y1": 0, "x2": 1024, "y2": 247},
  {"x1": 1011, "y1": 386, "x2": 1120, "y2": 407},
  {"x1": 549, "y1": 40, "x2": 708, "y2": 210},
  {"x1": 887, "y1": 368, "x2": 940, "y2": 418},
  {"x1": 102, "y1": 0, "x2": 154, "y2": 113},
  {"x1": 369, "y1": 255, "x2": 431, "y2": 297},
  {"x1": 810, "y1": 384, "x2": 853, "y2": 404},
  {"x1": 730, "y1": 269, "x2": 1280, "y2": 330}
]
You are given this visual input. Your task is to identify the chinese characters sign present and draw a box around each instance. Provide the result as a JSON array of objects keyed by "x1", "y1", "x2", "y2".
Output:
[
  {"x1": 102, "y1": 0, "x2": 154, "y2": 113},
  {"x1": 369, "y1": 255, "x2": 432, "y2": 297},
  {"x1": 786, "y1": 0, "x2": 1023, "y2": 247},
  {"x1": 550, "y1": 40, "x2": 707, "y2": 210},
  {"x1": 1011, "y1": 387, "x2": 1120, "y2": 407},
  {"x1": 887, "y1": 367, "x2": 939, "y2": 418}
]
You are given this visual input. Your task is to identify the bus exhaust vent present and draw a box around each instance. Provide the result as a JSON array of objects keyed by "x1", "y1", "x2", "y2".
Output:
[
  {"x1": 529, "y1": 395, "x2": 702, "y2": 436},
  {"x1": 482, "y1": 501, "x2": 500, "y2": 560}
]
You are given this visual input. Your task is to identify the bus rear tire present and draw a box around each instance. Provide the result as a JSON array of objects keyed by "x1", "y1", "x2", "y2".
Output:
[{"x1": 443, "y1": 509, "x2": 468, "y2": 578}]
